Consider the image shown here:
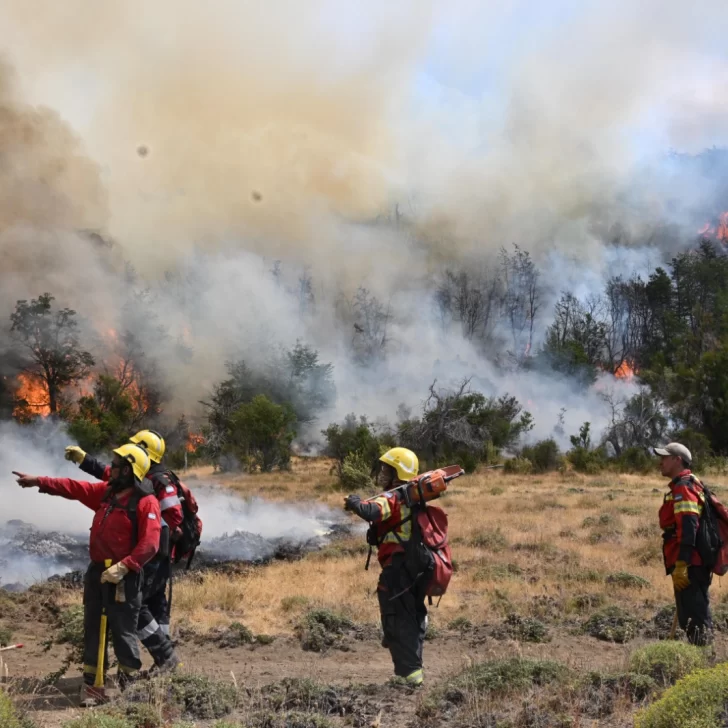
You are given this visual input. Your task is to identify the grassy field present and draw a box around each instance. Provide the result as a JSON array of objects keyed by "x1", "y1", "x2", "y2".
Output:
[
  {"x1": 8, "y1": 458, "x2": 728, "y2": 728},
  {"x1": 171, "y1": 460, "x2": 696, "y2": 636}
]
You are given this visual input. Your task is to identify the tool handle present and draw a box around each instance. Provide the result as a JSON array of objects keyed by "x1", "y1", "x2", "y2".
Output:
[{"x1": 0, "y1": 644, "x2": 23, "y2": 652}]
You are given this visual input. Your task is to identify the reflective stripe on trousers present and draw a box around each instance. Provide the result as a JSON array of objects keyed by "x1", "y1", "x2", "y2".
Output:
[{"x1": 138, "y1": 619, "x2": 160, "y2": 640}]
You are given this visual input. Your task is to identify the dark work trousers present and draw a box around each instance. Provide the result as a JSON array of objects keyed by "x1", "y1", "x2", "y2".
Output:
[
  {"x1": 675, "y1": 565, "x2": 713, "y2": 645},
  {"x1": 82, "y1": 562, "x2": 143, "y2": 685},
  {"x1": 137, "y1": 558, "x2": 175, "y2": 666},
  {"x1": 377, "y1": 553, "x2": 429, "y2": 678}
]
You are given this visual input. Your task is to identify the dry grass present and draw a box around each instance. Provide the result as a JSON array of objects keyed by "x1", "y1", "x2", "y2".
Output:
[{"x1": 168, "y1": 461, "x2": 696, "y2": 637}]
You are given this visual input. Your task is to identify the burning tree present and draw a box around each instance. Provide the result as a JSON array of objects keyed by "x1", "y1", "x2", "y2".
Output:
[{"x1": 10, "y1": 293, "x2": 94, "y2": 416}]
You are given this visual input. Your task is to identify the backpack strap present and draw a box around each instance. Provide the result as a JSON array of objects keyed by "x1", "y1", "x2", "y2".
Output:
[{"x1": 102, "y1": 481, "x2": 154, "y2": 547}]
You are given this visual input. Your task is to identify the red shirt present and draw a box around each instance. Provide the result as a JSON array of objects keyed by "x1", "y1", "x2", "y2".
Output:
[
  {"x1": 659, "y1": 470, "x2": 704, "y2": 570},
  {"x1": 37, "y1": 477, "x2": 161, "y2": 572},
  {"x1": 95, "y1": 462, "x2": 184, "y2": 534}
]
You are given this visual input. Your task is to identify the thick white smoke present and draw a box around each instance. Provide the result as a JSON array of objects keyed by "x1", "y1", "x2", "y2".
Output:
[{"x1": 0, "y1": 2, "x2": 725, "y2": 482}]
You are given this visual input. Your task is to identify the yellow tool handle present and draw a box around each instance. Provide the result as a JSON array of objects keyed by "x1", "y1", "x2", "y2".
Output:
[{"x1": 94, "y1": 559, "x2": 113, "y2": 688}]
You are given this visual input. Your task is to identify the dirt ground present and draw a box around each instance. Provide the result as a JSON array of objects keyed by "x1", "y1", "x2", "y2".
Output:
[{"x1": 7, "y1": 617, "x2": 694, "y2": 727}]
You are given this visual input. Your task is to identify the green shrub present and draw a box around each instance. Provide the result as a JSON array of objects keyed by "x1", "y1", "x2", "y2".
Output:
[
  {"x1": 503, "y1": 457, "x2": 532, "y2": 474},
  {"x1": 569, "y1": 446, "x2": 607, "y2": 474},
  {"x1": 217, "y1": 622, "x2": 254, "y2": 648},
  {"x1": 0, "y1": 691, "x2": 28, "y2": 728},
  {"x1": 616, "y1": 447, "x2": 654, "y2": 474},
  {"x1": 635, "y1": 663, "x2": 728, "y2": 728},
  {"x1": 339, "y1": 451, "x2": 372, "y2": 492},
  {"x1": 168, "y1": 673, "x2": 239, "y2": 719},
  {"x1": 447, "y1": 657, "x2": 570, "y2": 698},
  {"x1": 521, "y1": 439, "x2": 563, "y2": 472},
  {"x1": 502, "y1": 614, "x2": 551, "y2": 643},
  {"x1": 296, "y1": 609, "x2": 353, "y2": 653},
  {"x1": 0, "y1": 626, "x2": 12, "y2": 646},
  {"x1": 630, "y1": 642, "x2": 707, "y2": 686},
  {"x1": 584, "y1": 606, "x2": 640, "y2": 643}
]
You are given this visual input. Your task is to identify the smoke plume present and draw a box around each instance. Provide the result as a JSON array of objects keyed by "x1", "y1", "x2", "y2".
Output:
[{"x1": 0, "y1": 2, "x2": 726, "y2": 449}]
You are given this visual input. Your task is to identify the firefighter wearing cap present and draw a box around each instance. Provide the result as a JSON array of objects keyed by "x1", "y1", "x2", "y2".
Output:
[
  {"x1": 654, "y1": 442, "x2": 713, "y2": 645},
  {"x1": 13, "y1": 444, "x2": 159, "y2": 706},
  {"x1": 344, "y1": 447, "x2": 428, "y2": 687},
  {"x1": 65, "y1": 430, "x2": 183, "y2": 670}
]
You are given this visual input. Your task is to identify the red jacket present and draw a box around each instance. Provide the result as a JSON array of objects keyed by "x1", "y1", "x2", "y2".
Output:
[
  {"x1": 81, "y1": 458, "x2": 184, "y2": 534},
  {"x1": 659, "y1": 470, "x2": 704, "y2": 571},
  {"x1": 37, "y1": 477, "x2": 161, "y2": 572},
  {"x1": 362, "y1": 491, "x2": 413, "y2": 567}
]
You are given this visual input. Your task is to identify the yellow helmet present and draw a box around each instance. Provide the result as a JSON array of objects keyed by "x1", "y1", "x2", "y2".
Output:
[
  {"x1": 129, "y1": 429, "x2": 166, "y2": 464},
  {"x1": 379, "y1": 447, "x2": 419, "y2": 482},
  {"x1": 112, "y1": 443, "x2": 151, "y2": 482}
]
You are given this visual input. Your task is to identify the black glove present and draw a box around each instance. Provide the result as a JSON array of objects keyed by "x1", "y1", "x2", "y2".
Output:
[{"x1": 344, "y1": 495, "x2": 362, "y2": 513}]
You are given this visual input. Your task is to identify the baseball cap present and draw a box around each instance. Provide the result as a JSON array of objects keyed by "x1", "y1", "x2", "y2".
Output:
[{"x1": 653, "y1": 442, "x2": 692, "y2": 465}]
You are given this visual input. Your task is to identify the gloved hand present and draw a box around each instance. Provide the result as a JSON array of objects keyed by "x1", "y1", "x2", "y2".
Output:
[
  {"x1": 344, "y1": 495, "x2": 361, "y2": 513},
  {"x1": 672, "y1": 561, "x2": 690, "y2": 592},
  {"x1": 65, "y1": 446, "x2": 87, "y2": 465},
  {"x1": 12, "y1": 471, "x2": 39, "y2": 488},
  {"x1": 101, "y1": 562, "x2": 129, "y2": 585}
]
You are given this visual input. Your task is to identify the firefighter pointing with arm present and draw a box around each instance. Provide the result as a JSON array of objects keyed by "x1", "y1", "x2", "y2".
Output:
[
  {"x1": 344, "y1": 447, "x2": 428, "y2": 688},
  {"x1": 65, "y1": 429, "x2": 201, "y2": 672},
  {"x1": 14, "y1": 443, "x2": 159, "y2": 707},
  {"x1": 655, "y1": 442, "x2": 713, "y2": 645}
]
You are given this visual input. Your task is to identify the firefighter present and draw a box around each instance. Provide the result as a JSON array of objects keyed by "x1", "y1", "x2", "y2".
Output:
[
  {"x1": 65, "y1": 430, "x2": 182, "y2": 671},
  {"x1": 655, "y1": 442, "x2": 713, "y2": 645},
  {"x1": 344, "y1": 447, "x2": 428, "y2": 687},
  {"x1": 13, "y1": 444, "x2": 158, "y2": 706}
]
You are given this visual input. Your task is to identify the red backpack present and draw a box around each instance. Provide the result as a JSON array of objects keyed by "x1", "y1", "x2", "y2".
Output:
[{"x1": 417, "y1": 503, "x2": 453, "y2": 599}]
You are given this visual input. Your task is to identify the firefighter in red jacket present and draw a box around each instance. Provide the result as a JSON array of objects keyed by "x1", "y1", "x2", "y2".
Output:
[
  {"x1": 655, "y1": 442, "x2": 713, "y2": 645},
  {"x1": 13, "y1": 443, "x2": 159, "y2": 706},
  {"x1": 344, "y1": 447, "x2": 428, "y2": 688},
  {"x1": 64, "y1": 430, "x2": 183, "y2": 670}
]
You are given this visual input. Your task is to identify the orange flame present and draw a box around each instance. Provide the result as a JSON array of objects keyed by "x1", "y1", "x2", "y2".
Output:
[
  {"x1": 186, "y1": 432, "x2": 205, "y2": 453},
  {"x1": 614, "y1": 361, "x2": 635, "y2": 379},
  {"x1": 698, "y1": 211, "x2": 728, "y2": 243},
  {"x1": 13, "y1": 373, "x2": 50, "y2": 417}
]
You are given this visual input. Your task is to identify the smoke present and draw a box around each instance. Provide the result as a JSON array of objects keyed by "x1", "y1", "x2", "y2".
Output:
[
  {"x1": 0, "y1": 420, "x2": 343, "y2": 586},
  {"x1": 0, "y1": 2, "x2": 726, "y2": 449}
]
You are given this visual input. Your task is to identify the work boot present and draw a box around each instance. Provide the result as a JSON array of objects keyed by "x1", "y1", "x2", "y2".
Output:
[
  {"x1": 79, "y1": 685, "x2": 108, "y2": 708},
  {"x1": 405, "y1": 669, "x2": 424, "y2": 688},
  {"x1": 156, "y1": 653, "x2": 182, "y2": 674},
  {"x1": 117, "y1": 669, "x2": 138, "y2": 692}
]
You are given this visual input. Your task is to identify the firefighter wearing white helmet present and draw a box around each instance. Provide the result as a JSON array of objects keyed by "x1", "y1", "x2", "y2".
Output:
[{"x1": 344, "y1": 447, "x2": 429, "y2": 687}]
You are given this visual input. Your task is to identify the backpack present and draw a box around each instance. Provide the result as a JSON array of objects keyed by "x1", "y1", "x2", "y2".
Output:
[
  {"x1": 102, "y1": 480, "x2": 155, "y2": 548},
  {"x1": 366, "y1": 493, "x2": 453, "y2": 604},
  {"x1": 165, "y1": 471, "x2": 203, "y2": 569},
  {"x1": 695, "y1": 480, "x2": 728, "y2": 576}
]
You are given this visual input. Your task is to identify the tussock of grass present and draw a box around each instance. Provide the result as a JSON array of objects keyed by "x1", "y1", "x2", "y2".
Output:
[
  {"x1": 629, "y1": 642, "x2": 707, "y2": 686},
  {"x1": 295, "y1": 609, "x2": 354, "y2": 653},
  {"x1": 605, "y1": 571, "x2": 651, "y2": 589},
  {"x1": 584, "y1": 606, "x2": 640, "y2": 643}
]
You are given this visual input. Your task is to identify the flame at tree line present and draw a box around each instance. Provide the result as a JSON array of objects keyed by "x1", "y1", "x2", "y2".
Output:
[
  {"x1": 699, "y1": 211, "x2": 728, "y2": 243},
  {"x1": 614, "y1": 361, "x2": 636, "y2": 380},
  {"x1": 13, "y1": 373, "x2": 51, "y2": 418}
]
